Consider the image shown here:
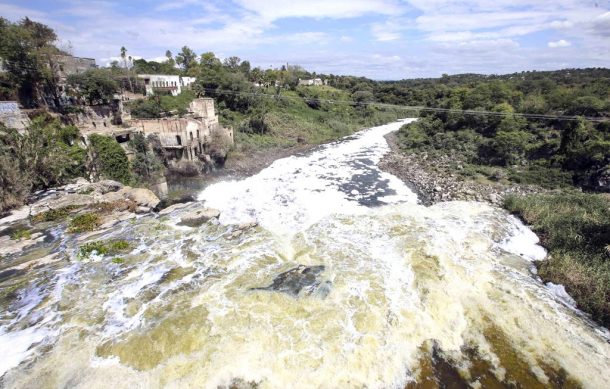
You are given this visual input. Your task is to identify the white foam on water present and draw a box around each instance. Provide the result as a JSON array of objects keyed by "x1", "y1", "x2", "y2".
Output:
[
  {"x1": 198, "y1": 119, "x2": 418, "y2": 237},
  {"x1": 0, "y1": 327, "x2": 49, "y2": 376},
  {"x1": 2, "y1": 119, "x2": 609, "y2": 389},
  {"x1": 546, "y1": 282, "x2": 577, "y2": 308},
  {"x1": 498, "y1": 215, "x2": 547, "y2": 261}
]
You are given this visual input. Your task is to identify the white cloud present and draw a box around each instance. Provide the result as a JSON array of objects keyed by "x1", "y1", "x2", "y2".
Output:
[
  {"x1": 234, "y1": 0, "x2": 401, "y2": 21},
  {"x1": 548, "y1": 39, "x2": 571, "y2": 48}
]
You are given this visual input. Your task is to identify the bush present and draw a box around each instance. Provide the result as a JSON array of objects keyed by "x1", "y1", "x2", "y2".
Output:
[
  {"x1": 78, "y1": 239, "x2": 131, "y2": 258},
  {"x1": 88, "y1": 134, "x2": 131, "y2": 184},
  {"x1": 31, "y1": 205, "x2": 79, "y2": 223},
  {"x1": 68, "y1": 213, "x2": 101, "y2": 233},
  {"x1": 10, "y1": 228, "x2": 32, "y2": 240}
]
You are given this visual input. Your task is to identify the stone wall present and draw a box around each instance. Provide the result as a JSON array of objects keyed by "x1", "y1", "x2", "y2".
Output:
[{"x1": 0, "y1": 101, "x2": 31, "y2": 132}]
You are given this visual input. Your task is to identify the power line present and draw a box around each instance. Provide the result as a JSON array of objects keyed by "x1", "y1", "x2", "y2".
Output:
[
  {"x1": 198, "y1": 87, "x2": 609, "y2": 123},
  {"x1": 2, "y1": 61, "x2": 608, "y2": 122}
]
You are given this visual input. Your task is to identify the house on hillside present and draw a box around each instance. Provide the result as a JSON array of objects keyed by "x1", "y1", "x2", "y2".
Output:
[
  {"x1": 137, "y1": 74, "x2": 197, "y2": 97},
  {"x1": 298, "y1": 78, "x2": 325, "y2": 86}
]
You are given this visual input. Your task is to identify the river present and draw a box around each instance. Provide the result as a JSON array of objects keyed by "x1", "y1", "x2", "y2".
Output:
[{"x1": 0, "y1": 119, "x2": 609, "y2": 388}]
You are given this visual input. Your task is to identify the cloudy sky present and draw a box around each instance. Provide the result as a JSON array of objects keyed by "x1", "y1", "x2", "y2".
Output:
[{"x1": 2, "y1": 0, "x2": 609, "y2": 79}]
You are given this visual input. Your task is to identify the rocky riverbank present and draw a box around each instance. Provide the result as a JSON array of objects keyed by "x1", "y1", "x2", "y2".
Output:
[
  {"x1": 379, "y1": 133, "x2": 546, "y2": 206},
  {"x1": 0, "y1": 179, "x2": 161, "y2": 258}
]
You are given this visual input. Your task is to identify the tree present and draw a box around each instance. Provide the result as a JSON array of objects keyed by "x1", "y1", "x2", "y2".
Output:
[
  {"x1": 175, "y1": 46, "x2": 197, "y2": 72},
  {"x1": 88, "y1": 134, "x2": 131, "y2": 184},
  {"x1": 165, "y1": 49, "x2": 174, "y2": 66},
  {"x1": 120, "y1": 46, "x2": 134, "y2": 92},
  {"x1": 129, "y1": 133, "x2": 164, "y2": 182},
  {"x1": 0, "y1": 17, "x2": 61, "y2": 107},
  {"x1": 491, "y1": 130, "x2": 532, "y2": 165},
  {"x1": 67, "y1": 69, "x2": 118, "y2": 105},
  {"x1": 0, "y1": 116, "x2": 86, "y2": 211},
  {"x1": 200, "y1": 52, "x2": 221, "y2": 68},
  {"x1": 223, "y1": 56, "x2": 241, "y2": 70}
]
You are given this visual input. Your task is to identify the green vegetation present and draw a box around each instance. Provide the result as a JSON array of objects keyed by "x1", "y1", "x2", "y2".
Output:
[
  {"x1": 31, "y1": 205, "x2": 79, "y2": 223},
  {"x1": 67, "y1": 69, "x2": 118, "y2": 105},
  {"x1": 504, "y1": 193, "x2": 610, "y2": 327},
  {"x1": 68, "y1": 213, "x2": 101, "y2": 233},
  {"x1": 78, "y1": 239, "x2": 131, "y2": 258},
  {"x1": 129, "y1": 133, "x2": 164, "y2": 183},
  {"x1": 1, "y1": 116, "x2": 86, "y2": 211},
  {"x1": 10, "y1": 228, "x2": 32, "y2": 240},
  {"x1": 88, "y1": 134, "x2": 131, "y2": 184},
  {"x1": 360, "y1": 70, "x2": 610, "y2": 326},
  {"x1": 0, "y1": 17, "x2": 64, "y2": 107},
  {"x1": 128, "y1": 90, "x2": 196, "y2": 118}
]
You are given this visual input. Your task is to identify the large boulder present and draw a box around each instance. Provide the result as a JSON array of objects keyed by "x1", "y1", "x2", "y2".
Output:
[
  {"x1": 102, "y1": 187, "x2": 160, "y2": 210},
  {"x1": 90, "y1": 180, "x2": 123, "y2": 194},
  {"x1": 178, "y1": 207, "x2": 220, "y2": 227}
]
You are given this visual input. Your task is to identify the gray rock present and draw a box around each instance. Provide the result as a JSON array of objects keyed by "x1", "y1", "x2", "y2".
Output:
[
  {"x1": 158, "y1": 202, "x2": 193, "y2": 216},
  {"x1": 178, "y1": 207, "x2": 220, "y2": 227},
  {"x1": 251, "y1": 265, "x2": 331, "y2": 298},
  {"x1": 91, "y1": 180, "x2": 123, "y2": 194},
  {"x1": 102, "y1": 187, "x2": 160, "y2": 209}
]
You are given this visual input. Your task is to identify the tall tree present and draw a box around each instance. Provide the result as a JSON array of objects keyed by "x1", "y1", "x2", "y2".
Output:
[
  {"x1": 165, "y1": 50, "x2": 175, "y2": 67},
  {"x1": 0, "y1": 17, "x2": 61, "y2": 107},
  {"x1": 175, "y1": 46, "x2": 197, "y2": 72},
  {"x1": 119, "y1": 46, "x2": 133, "y2": 92}
]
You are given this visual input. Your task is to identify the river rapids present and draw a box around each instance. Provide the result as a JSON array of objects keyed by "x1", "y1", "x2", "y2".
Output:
[{"x1": 0, "y1": 119, "x2": 609, "y2": 388}]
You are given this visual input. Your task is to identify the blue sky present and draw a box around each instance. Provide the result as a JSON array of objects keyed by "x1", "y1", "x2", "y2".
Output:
[{"x1": 1, "y1": 0, "x2": 609, "y2": 79}]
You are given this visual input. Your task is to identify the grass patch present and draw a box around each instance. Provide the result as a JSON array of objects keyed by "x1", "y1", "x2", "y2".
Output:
[
  {"x1": 68, "y1": 213, "x2": 102, "y2": 233},
  {"x1": 31, "y1": 205, "x2": 80, "y2": 223},
  {"x1": 79, "y1": 239, "x2": 132, "y2": 258},
  {"x1": 10, "y1": 228, "x2": 32, "y2": 240},
  {"x1": 503, "y1": 192, "x2": 610, "y2": 327},
  {"x1": 91, "y1": 200, "x2": 137, "y2": 214}
]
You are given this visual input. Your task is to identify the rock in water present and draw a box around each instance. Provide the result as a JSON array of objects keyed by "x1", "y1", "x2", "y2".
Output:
[
  {"x1": 251, "y1": 265, "x2": 331, "y2": 298},
  {"x1": 178, "y1": 207, "x2": 221, "y2": 227}
]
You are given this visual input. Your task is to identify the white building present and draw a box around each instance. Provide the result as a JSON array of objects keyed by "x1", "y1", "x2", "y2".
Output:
[
  {"x1": 137, "y1": 74, "x2": 197, "y2": 96},
  {"x1": 298, "y1": 78, "x2": 325, "y2": 86}
]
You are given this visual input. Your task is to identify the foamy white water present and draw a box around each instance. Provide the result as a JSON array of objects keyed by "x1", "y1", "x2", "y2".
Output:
[{"x1": 0, "y1": 119, "x2": 609, "y2": 388}]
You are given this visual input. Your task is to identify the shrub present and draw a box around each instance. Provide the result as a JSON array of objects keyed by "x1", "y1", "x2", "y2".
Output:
[
  {"x1": 88, "y1": 134, "x2": 131, "y2": 184},
  {"x1": 78, "y1": 239, "x2": 131, "y2": 258},
  {"x1": 31, "y1": 205, "x2": 79, "y2": 223},
  {"x1": 10, "y1": 228, "x2": 31, "y2": 240},
  {"x1": 68, "y1": 213, "x2": 101, "y2": 233}
]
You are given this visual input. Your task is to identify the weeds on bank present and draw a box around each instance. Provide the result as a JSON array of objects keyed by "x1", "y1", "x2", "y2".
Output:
[
  {"x1": 68, "y1": 213, "x2": 101, "y2": 233},
  {"x1": 78, "y1": 239, "x2": 132, "y2": 258},
  {"x1": 504, "y1": 192, "x2": 610, "y2": 327}
]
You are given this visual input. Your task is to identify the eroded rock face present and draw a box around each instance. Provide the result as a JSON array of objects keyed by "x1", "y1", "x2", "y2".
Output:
[
  {"x1": 178, "y1": 207, "x2": 221, "y2": 227},
  {"x1": 251, "y1": 265, "x2": 331, "y2": 298}
]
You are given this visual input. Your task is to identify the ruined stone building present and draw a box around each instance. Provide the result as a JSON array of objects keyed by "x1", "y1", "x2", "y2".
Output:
[
  {"x1": 137, "y1": 74, "x2": 197, "y2": 97},
  {"x1": 52, "y1": 55, "x2": 97, "y2": 83},
  {"x1": 131, "y1": 98, "x2": 233, "y2": 164},
  {"x1": 69, "y1": 97, "x2": 233, "y2": 168}
]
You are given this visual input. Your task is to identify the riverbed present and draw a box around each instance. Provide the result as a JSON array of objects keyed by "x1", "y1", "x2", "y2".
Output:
[{"x1": 1, "y1": 119, "x2": 609, "y2": 388}]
